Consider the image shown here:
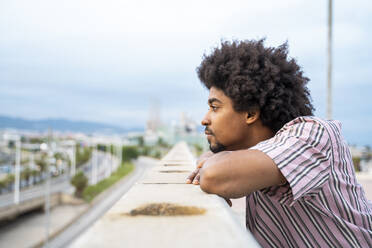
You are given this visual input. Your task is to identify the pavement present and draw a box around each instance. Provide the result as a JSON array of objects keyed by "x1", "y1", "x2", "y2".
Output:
[
  {"x1": 230, "y1": 197, "x2": 246, "y2": 227},
  {"x1": 356, "y1": 173, "x2": 372, "y2": 201},
  {"x1": 0, "y1": 204, "x2": 89, "y2": 248}
]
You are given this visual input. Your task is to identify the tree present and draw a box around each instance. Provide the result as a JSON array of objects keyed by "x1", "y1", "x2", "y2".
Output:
[
  {"x1": 35, "y1": 154, "x2": 47, "y2": 172},
  {"x1": 31, "y1": 169, "x2": 39, "y2": 184},
  {"x1": 122, "y1": 146, "x2": 139, "y2": 162},
  {"x1": 193, "y1": 143, "x2": 204, "y2": 157},
  {"x1": 21, "y1": 167, "x2": 32, "y2": 187},
  {"x1": 156, "y1": 137, "x2": 169, "y2": 148},
  {"x1": 0, "y1": 178, "x2": 7, "y2": 193},
  {"x1": 5, "y1": 174, "x2": 15, "y2": 191},
  {"x1": 76, "y1": 145, "x2": 92, "y2": 167},
  {"x1": 137, "y1": 136, "x2": 145, "y2": 147},
  {"x1": 140, "y1": 146, "x2": 150, "y2": 156},
  {"x1": 353, "y1": 156, "x2": 361, "y2": 172},
  {"x1": 97, "y1": 144, "x2": 107, "y2": 152},
  {"x1": 70, "y1": 171, "x2": 88, "y2": 198},
  {"x1": 29, "y1": 137, "x2": 44, "y2": 144},
  {"x1": 154, "y1": 150, "x2": 161, "y2": 159}
]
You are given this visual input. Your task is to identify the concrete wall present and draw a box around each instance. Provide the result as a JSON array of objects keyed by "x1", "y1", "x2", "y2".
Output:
[{"x1": 70, "y1": 142, "x2": 260, "y2": 248}]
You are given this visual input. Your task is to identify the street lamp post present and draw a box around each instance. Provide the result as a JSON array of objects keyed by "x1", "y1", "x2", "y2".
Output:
[
  {"x1": 61, "y1": 140, "x2": 76, "y2": 177},
  {"x1": 327, "y1": 0, "x2": 333, "y2": 119},
  {"x1": 109, "y1": 144, "x2": 113, "y2": 176},
  {"x1": 117, "y1": 141, "x2": 122, "y2": 167},
  {"x1": 41, "y1": 140, "x2": 56, "y2": 248},
  {"x1": 3, "y1": 133, "x2": 22, "y2": 204},
  {"x1": 14, "y1": 138, "x2": 21, "y2": 205},
  {"x1": 106, "y1": 144, "x2": 111, "y2": 178},
  {"x1": 92, "y1": 144, "x2": 98, "y2": 185},
  {"x1": 29, "y1": 153, "x2": 35, "y2": 186},
  {"x1": 40, "y1": 142, "x2": 51, "y2": 247},
  {"x1": 70, "y1": 143, "x2": 76, "y2": 177}
]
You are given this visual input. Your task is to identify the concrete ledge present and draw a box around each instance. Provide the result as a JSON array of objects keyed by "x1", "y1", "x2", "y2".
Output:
[
  {"x1": 70, "y1": 142, "x2": 260, "y2": 247},
  {"x1": 356, "y1": 172, "x2": 372, "y2": 180}
]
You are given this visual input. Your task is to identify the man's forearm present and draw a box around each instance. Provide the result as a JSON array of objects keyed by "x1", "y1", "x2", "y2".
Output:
[{"x1": 199, "y1": 149, "x2": 286, "y2": 199}]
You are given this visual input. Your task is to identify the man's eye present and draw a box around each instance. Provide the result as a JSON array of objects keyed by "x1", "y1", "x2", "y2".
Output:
[{"x1": 209, "y1": 106, "x2": 218, "y2": 111}]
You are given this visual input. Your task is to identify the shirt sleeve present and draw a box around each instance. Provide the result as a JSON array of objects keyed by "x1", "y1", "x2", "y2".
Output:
[{"x1": 250, "y1": 117, "x2": 333, "y2": 206}]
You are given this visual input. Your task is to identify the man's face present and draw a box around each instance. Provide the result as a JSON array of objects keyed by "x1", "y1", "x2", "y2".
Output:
[{"x1": 202, "y1": 87, "x2": 250, "y2": 153}]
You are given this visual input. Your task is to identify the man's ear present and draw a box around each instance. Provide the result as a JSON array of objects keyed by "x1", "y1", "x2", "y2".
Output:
[{"x1": 246, "y1": 110, "x2": 260, "y2": 125}]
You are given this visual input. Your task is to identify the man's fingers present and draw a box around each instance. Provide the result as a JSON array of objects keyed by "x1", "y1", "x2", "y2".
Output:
[
  {"x1": 186, "y1": 155, "x2": 209, "y2": 184},
  {"x1": 186, "y1": 168, "x2": 200, "y2": 184},
  {"x1": 193, "y1": 173, "x2": 200, "y2": 185}
]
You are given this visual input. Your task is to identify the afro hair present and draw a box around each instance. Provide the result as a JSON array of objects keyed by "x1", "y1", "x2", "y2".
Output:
[{"x1": 197, "y1": 39, "x2": 314, "y2": 133}]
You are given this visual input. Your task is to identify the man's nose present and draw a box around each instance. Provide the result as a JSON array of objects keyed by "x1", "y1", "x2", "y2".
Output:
[{"x1": 201, "y1": 112, "x2": 211, "y2": 126}]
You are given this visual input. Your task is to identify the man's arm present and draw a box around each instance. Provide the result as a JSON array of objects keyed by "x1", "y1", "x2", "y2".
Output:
[{"x1": 198, "y1": 149, "x2": 286, "y2": 199}]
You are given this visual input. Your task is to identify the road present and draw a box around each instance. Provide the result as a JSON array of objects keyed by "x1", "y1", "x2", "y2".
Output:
[
  {"x1": 0, "y1": 151, "x2": 118, "y2": 209},
  {"x1": 0, "y1": 174, "x2": 70, "y2": 208},
  {"x1": 48, "y1": 156, "x2": 156, "y2": 248}
]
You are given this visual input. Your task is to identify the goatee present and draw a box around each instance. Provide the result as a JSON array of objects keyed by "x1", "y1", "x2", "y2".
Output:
[{"x1": 209, "y1": 141, "x2": 226, "y2": 153}]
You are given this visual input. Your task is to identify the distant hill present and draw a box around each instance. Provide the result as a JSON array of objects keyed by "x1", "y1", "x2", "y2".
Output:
[{"x1": 0, "y1": 115, "x2": 143, "y2": 134}]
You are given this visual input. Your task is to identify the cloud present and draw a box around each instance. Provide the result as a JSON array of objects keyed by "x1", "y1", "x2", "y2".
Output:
[{"x1": 0, "y1": 0, "x2": 371, "y2": 145}]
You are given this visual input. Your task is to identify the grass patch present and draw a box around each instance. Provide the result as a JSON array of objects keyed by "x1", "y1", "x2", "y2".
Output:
[{"x1": 82, "y1": 162, "x2": 134, "y2": 202}]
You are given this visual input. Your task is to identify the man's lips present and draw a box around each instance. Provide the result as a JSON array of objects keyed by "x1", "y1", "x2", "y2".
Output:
[{"x1": 204, "y1": 130, "x2": 213, "y2": 135}]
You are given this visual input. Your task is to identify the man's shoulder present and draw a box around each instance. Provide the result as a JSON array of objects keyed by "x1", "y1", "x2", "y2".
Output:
[
  {"x1": 282, "y1": 116, "x2": 331, "y2": 127},
  {"x1": 254, "y1": 116, "x2": 342, "y2": 150},
  {"x1": 277, "y1": 116, "x2": 341, "y2": 136}
]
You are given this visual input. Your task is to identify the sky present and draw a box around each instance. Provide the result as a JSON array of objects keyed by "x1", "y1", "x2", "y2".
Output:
[{"x1": 0, "y1": 0, "x2": 371, "y2": 145}]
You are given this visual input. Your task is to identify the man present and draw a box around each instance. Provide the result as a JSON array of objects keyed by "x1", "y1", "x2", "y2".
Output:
[{"x1": 186, "y1": 39, "x2": 372, "y2": 247}]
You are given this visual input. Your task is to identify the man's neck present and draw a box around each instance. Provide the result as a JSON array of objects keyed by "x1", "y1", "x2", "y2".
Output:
[{"x1": 244, "y1": 121, "x2": 275, "y2": 149}]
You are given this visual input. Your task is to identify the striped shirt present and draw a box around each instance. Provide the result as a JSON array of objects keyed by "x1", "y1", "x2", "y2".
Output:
[{"x1": 248, "y1": 116, "x2": 372, "y2": 248}]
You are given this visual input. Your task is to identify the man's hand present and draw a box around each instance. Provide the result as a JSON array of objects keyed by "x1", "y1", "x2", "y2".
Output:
[
  {"x1": 186, "y1": 167, "x2": 201, "y2": 185},
  {"x1": 186, "y1": 151, "x2": 233, "y2": 207},
  {"x1": 186, "y1": 151, "x2": 213, "y2": 185},
  {"x1": 192, "y1": 151, "x2": 231, "y2": 185}
]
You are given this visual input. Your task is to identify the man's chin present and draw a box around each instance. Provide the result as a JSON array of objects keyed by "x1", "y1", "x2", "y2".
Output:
[{"x1": 209, "y1": 142, "x2": 226, "y2": 153}]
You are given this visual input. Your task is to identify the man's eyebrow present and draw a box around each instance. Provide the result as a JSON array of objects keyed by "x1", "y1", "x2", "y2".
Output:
[{"x1": 208, "y1": 98, "x2": 223, "y2": 104}]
